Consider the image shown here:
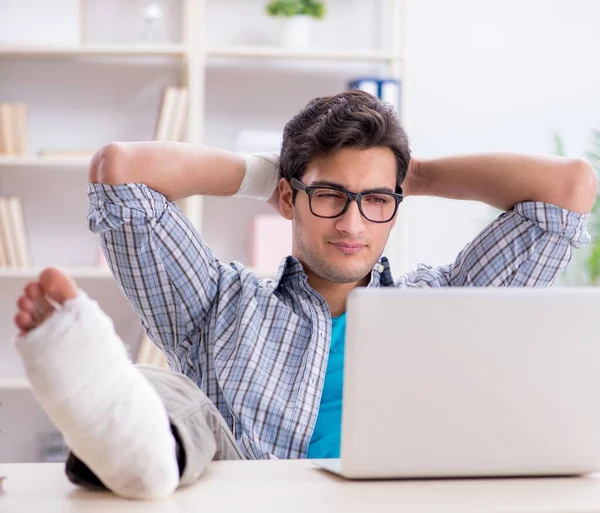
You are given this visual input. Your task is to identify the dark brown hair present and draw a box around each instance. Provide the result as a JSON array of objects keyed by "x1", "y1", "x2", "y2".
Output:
[{"x1": 280, "y1": 89, "x2": 411, "y2": 197}]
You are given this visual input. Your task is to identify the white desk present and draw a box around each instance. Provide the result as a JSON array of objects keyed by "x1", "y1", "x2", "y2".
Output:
[{"x1": 2, "y1": 461, "x2": 600, "y2": 512}]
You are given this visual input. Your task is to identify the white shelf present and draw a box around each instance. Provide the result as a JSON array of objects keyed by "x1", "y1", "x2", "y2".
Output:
[
  {"x1": 0, "y1": 266, "x2": 278, "y2": 280},
  {"x1": 0, "y1": 44, "x2": 188, "y2": 58},
  {"x1": 0, "y1": 156, "x2": 90, "y2": 169},
  {"x1": 0, "y1": 267, "x2": 112, "y2": 279},
  {"x1": 0, "y1": 377, "x2": 30, "y2": 390},
  {"x1": 207, "y1": 46, "x2": 403, "y2": 62}
]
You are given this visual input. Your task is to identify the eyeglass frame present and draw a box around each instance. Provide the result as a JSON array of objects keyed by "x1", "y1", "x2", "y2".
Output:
[{"x1": 290, "y1": 177, "x2": 404, "y2": 224}]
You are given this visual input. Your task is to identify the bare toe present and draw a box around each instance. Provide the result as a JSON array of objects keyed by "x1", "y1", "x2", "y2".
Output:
[
  {"x1": 14, "y1": 269, "x2": 80, "y2": 336},
  {"x1": 17, "y1": 295, "x2": 36, "y2": 315},
  {"x1": 39, "y1": 268, "x2": 79, "y2": 305},
  {"x1": 23, "y1": 282, "x2": 54, "y2": 326},
  {"x1": 14, "y1": 311, "x2": 34, "y2": 335}
]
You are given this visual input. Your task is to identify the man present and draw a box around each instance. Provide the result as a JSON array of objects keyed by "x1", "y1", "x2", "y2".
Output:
[{"x1": 14, "y1": 90, "x2": 597, "y2": 500}]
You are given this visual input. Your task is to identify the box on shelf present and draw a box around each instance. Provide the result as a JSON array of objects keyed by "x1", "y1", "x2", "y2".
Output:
[{"x1": 348, "y1": 77, "x2": 401, "y2": 112}]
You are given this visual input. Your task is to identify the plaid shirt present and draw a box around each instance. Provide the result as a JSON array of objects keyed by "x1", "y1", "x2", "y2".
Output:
[{"x1": 87, "y1": 182, "x2": 589, "y2": 460}]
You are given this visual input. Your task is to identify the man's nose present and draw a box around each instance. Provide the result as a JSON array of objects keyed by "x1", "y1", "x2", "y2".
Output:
[{"x1": 335, "y1": 200, "x2": 365, "y2": 234}]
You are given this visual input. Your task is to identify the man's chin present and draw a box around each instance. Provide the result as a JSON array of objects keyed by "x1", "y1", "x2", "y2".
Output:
[{"x1": 318, "y1": 258, "x2": 374, "y2": 284}]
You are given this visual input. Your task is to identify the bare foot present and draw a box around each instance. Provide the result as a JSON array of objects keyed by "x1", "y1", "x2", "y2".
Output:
[{"x1": 14, "y1": 268, "x2": 79, "y2": 336}]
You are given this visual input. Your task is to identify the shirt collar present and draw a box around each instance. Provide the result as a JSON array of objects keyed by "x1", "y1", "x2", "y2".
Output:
[{"x1": 273, "y1": 255, "x2": 395, "y2": 290}]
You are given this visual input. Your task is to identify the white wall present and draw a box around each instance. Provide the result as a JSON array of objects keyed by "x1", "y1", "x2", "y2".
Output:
[
  {"x1": 1, "y1": 0, "x2": 598, "y2": 272},
  {"x1": 401, "y1": 0, "x2": 600, "y2": 271}
]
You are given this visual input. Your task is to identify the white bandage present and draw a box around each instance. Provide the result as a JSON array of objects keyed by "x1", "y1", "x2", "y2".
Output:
[
  {"x1": 235, "y1": 153, "x2": 281, "y2": 201},
  {"x1": 15, "y1": 291, "x2": 179, "y2": 500}
]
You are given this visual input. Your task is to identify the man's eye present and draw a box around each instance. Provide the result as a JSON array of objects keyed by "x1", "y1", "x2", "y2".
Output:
[{"x1": 365, "y1": 195, "x2": 390, "y2": 204}]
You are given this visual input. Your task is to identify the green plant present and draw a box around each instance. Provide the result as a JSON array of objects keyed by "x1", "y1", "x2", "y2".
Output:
[
  {"x1": 554, "y1": 128, "x2": 600, "y2": 284},
  {"x1": 584, "y1": 128, "x2": 600, "y2": 283},
  {"x1": 266, "y1": 0, "x2": 326, "y2": 19}
]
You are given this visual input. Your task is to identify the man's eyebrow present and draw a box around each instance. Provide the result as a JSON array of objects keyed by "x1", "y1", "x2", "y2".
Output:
[{"x1": 308, "y1": 180, "x2": 395, "y2": 194}]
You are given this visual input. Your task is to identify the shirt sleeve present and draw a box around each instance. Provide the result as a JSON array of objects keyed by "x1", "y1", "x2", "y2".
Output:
[
  {"x1": 395, "y1": 201, "x2": 590, "y2": 288},
  {"x1": 87, "y1": 182, "x2": 221, "y2": 368}
]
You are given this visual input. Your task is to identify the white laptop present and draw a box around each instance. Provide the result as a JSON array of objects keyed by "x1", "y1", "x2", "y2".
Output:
[{"x1": 315, "y1": 287, "x2": 600, "y2": 479}]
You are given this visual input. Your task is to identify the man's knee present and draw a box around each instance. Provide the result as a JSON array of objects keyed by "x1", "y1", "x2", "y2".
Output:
[{"x1": 135, "y1": 364, "x2": 212, "y2": 419}]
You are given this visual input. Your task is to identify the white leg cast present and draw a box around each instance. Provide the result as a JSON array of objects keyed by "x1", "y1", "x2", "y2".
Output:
[{"x1": 15, "y1": 291, "x2": 179, "y2": 500}]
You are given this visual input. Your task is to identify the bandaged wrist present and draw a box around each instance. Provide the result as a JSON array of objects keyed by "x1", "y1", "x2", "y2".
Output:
[{"x1": 235, "y1": 153, "x2": 280, "y2": 201}]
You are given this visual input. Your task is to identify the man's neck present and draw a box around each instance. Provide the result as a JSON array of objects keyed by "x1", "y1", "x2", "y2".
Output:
[{"x1": 303, "y1": 269, "x2": 369, "y2": 317}]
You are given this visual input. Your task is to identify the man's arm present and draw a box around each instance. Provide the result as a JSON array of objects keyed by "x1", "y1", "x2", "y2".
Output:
[
  {"x1": 404, "y1": 153, "x2": 598, "y2": 214},
  {"x1": 89, "y1": 141, "x2": 247, "y2": 200},
  {"x1": 88, "y1": 141, "x2": 261, "y2": 371}
]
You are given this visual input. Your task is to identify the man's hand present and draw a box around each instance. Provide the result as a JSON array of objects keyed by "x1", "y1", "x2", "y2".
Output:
[
  {"x1": 401, "y1": 153, "x2": 597, "y2": 214},
  {"x1": 401, "y1": 157, "x2": 420, "y2": 197}
]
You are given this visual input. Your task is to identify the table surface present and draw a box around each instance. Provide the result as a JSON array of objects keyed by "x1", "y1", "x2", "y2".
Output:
[{"x1": 2, "y1": 461, "x2": 600, "y2": 513}]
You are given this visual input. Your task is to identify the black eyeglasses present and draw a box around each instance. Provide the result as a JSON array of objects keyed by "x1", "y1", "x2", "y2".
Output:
[{"x1": 290, "y1": 178, "x2": 403, "y2": 224}]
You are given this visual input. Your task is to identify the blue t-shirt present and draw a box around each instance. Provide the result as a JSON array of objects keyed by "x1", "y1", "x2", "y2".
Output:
[{"x1": 306, "y1": 313, "x2": 346, "y2": 459}]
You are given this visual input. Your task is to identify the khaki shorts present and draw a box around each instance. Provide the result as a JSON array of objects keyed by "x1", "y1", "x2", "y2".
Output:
[{"x1": 65, "y1": 364, "x2": 244, "y2": 490}]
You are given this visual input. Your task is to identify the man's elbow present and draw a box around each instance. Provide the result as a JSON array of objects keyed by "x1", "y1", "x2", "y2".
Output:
[
  {"x1": 565, "y1": 158, "x2": 598, "y2": 214},
  {"x1": 88, "y1": 142, "x2": 130, "y2": 185}
]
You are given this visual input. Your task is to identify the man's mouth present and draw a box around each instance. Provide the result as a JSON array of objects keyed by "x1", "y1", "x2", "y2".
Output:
[{"x1": 329, "y1": 242, "x2": 366, "y2": 255}]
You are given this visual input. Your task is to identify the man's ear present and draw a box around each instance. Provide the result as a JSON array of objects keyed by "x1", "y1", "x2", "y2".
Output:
[{"x1": 279, "y1": 178, "x2": 294, "y2": 220}]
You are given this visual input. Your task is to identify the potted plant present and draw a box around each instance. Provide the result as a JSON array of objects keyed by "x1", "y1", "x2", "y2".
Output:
[
  {"x1": 554, "y1": 128, "x2": 600, "y2": 285},
  {"x1": 265, "y1": 0, "x2": 326, "y2": 49}
]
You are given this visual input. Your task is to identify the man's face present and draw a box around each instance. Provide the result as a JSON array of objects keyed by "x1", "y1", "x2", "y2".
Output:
[{"x1": 282, "y1": 147, "x2": 398, "y2": 284}]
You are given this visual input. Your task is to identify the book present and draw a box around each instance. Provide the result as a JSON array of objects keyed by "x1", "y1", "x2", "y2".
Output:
[
  {"x1": 380, "y1": 80, "x2": 400, "y2": 111},
  {"x1": 171, "y1": 87, "x2": 188, "y2": 142},
  {"x1": 0, "y1": 103, "x2": 15, "y2": 155},
  {"x1": 154, "y1": 86, "x2": 188, "y2": 142},
  {"x1": 7, "y1": 197, "x2": 31, "y2": 267},
  {"x1": 13, "y1": 103, "x2": 28, "y2": 156},
  {"x1": 0, "y1": 197, "x2": 17, "y2": 266},
  {"x1": 0, "y1": 215, "x2": 7, "y2": 266},
  {"x1": 154, "y1": 86, "x2": 178, "y2": 141},
  {"x1": 0, "y1": 106, "x2": 4, "y2": 155}
]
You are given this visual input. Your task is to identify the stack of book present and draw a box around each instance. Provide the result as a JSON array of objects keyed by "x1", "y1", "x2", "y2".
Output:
[
  {"x1": 0, "y1": 102, "x2": 29, "y2": 156},
  {"x1": 0, "y1": 196, "x2": 31, "y2": 268},
  {"x1": 155, "y1": 86, "x2": 188, "y2": 141}
]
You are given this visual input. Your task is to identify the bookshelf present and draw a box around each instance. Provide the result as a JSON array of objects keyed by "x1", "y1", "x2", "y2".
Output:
[
  {"x1": 206, "y1": 46, "x2": 403, "y2": 61},
  {"x1": 0, "y1": 0, "x2": 407, "y2": 462},
  {"x1": 0, "y1": 267, "x2": 112, "y2": 279},
  {"x1": 0, "y1": 156, "x2": 91, "y2": 168},
  {"x1": 0, "y1": 44, "x2": 188, "y2": 58},
  {"x1": 0, "y1": 377, "x2": 30, "y2": 390}
]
